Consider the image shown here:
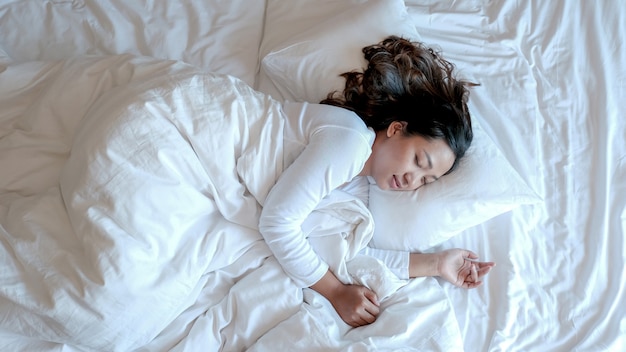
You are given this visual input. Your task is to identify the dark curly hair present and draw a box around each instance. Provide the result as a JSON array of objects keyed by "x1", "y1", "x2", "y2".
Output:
[{"x1": 321, "y1": 36, "x2": 476, "y2": 174}]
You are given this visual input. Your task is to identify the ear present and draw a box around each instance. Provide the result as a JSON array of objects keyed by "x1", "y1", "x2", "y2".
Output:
[{"x1": 386, "y1": 121, "x2": 408, "y2": 137}]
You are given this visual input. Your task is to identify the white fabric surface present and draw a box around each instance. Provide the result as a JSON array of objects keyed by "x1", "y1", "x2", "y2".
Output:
[
  {"x1": 0, "y1": 56, "x2": 462, "y2": 351},
  {"x1": 0, "y1": 0, "x2": 624, "y2": 351},
  {"x1": 1, "y1": 56, "x2": 283, "y2": 350},
  {"x1": 406, "y1": 1, "x2": 626, "y2": 351},
  {"x1": 0, "y1": 0, "x2": 265, "y2": 86},
  {"x1": 258, "y1": 0, "x2": 420, "y2": 102}
]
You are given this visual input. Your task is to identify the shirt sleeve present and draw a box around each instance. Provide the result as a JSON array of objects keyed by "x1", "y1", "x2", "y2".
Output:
[
  {"x1": 359, "y1": 246, "x2": 410, "y2": 280},
  {"x1": 340, "y1": 176, "x2": 410, "y2": 280},
  {"x1": 258, "y1": 122, "x2": 372, "y2": 288}
]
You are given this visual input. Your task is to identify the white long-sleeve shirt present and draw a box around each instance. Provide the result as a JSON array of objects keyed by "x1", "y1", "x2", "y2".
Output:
[
  {"x1": 339, "y1": 176, "x2": 411, "y2": 280},
  {"x1": 258, "y1": 102, "x2": 409, "y2": 288}
]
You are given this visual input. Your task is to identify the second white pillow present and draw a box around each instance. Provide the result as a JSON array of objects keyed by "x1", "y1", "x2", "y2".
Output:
[{"x1": 258, "y1": 0, "x2": 420, "y2": 102}]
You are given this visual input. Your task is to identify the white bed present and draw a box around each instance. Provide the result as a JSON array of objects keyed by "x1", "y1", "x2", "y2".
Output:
[{"x1": 0, "y1": 1, "x2": 624, "y2": 351}]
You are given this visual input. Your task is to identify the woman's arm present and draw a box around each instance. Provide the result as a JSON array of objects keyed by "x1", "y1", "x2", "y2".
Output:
[
  {"x1": 259, "y1": 124, "x2": 371, "y2": 287},
  {"x1": 258, "y1": 104, "x2": 378, "y2": 326},
  {"x1": 410, "y1": 249, "x2": 495, "y2": 288},
  {"x1": 408, "y1": 252, "x2": 440, "y2": 278},
  {"x1": 359, "y1": 246, "x2": 410, "y2": 279}
]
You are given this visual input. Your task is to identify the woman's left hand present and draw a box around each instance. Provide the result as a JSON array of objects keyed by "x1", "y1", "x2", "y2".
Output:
[{"x1": 436, "y1": 249, "x2": 496, "y2": 289}]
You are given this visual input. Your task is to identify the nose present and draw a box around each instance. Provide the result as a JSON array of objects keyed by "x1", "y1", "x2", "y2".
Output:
[{"x1": 404, "y1": 171, "x2": 423, "y2": 190}]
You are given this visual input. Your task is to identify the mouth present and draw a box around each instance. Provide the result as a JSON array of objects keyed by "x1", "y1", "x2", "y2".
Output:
[{"x1": 391, "y1": 175, "x2": 401, "y2": 189}]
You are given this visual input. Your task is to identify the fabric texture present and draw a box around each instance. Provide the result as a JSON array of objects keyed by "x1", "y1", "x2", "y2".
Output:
[
  {"x1": 1, "y1": 0, "x2": 625, "y2": 350},
  {"x1": 0, "y1": 0, "x2": 265, "y2": 85},
  {"x1": 0, "y1": 56, "x2": 464, "y2": 351}
]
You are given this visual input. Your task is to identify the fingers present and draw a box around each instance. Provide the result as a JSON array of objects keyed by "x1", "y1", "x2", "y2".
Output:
[
  {"x1": 477, "y1": 261, "x2": 496, "y2": 268},
  {"x1": 460, "y1": 259, "x2": 496, "y2": 289},
  {"x1": 464, "y1": 250, "x2": 480, "y2": 260},
  {"x1": 359, "y1": 308, "x2": 378, "y2": 325},
  {"x1": 364, "y1": 288, "x2": 380, "y2": 307},
  {"x1": 477, "y1": 263, "x2": 495, "y2": 277},
  {"x1": 462, "y1": 270, "x2": 484, "y2": 289},
  {"x1": 470, "y1": 263, "x2": 478, "y2": 282},
  {"x1": 335, "y1": 285, "x2": 380, "y2": 327},
  {"x1": 463, "y1": 280, "x2": 483, "y2": 289},
  {"x1": 346, "y1": 307, "x2": 377, "y2": 327},
  {"x1": 364, "y1": 298, "x2": 380, "y2": 318},
  {"x1": 346, "y1": 312, "x2": 376, "y2": 327},
  {"x1": 360, "y1": 288, "x2": 380, "y2": 323},
  {"x1": 464, "y1": 257, "x2": 496, "y2": 274},
  {"x1": 350, "y1": 310, "x2": 377, "y2": 327}
]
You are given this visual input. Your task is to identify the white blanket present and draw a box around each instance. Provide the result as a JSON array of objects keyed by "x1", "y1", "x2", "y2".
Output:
[{"x1": 0, "y1": 56, "x2": 462, "y2": 351}]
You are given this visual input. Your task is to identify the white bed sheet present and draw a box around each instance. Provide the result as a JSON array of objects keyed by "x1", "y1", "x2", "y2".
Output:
[
  {"x1": 0, "y1": 0, "x2": 624, "y2": 351},
  {"x1": 0, "y1": 0, "x2": 265, "y2": 86},
  {"x1": 405, "y1": 1, "x2": 626, "y2": 351}
]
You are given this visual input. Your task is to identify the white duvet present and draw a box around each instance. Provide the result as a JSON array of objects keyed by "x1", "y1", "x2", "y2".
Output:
[{"x1": 0, "y1": 56, "x2": 462, "y2": 351}]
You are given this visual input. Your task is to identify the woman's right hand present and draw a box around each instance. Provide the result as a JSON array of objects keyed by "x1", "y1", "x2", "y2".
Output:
[
  {"x1": 310, "y1": 270, "x2": 380, "y2": 327},
  {"x1": 409, "y1": 249, "x2": 495, "y2": 288},
  {"x1": 436, "y1": 249, "x2": 495, "y2": 288}
]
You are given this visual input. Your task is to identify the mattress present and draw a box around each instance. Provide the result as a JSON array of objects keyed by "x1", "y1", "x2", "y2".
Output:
[{"x1": 0, "y1": 0, "x2": 624, "y2": 351}]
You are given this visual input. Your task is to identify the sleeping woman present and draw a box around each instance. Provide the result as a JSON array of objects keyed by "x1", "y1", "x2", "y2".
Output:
[
  {"x1": 55, "y1": 35, "x2": 495, "y2": 337},
  {"x1": 259, "y1": 36, "x2": 495, "y2": 327}
]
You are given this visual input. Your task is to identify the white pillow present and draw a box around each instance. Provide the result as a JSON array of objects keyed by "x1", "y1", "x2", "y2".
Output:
[
  {"x1": 368, "y1": 118, "x2": 541, "y2": 252},
  {"x1": 258, "y1": 0, "x2": 420, "y2": 102}
]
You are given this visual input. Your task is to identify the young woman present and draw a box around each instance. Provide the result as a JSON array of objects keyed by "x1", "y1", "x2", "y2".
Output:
[
  {"x1": 2, "y1": 36, "x2": 493, "y2": 347},
  {"x1": 259, "y1": 36, "x2": 495, "y2": 327}
]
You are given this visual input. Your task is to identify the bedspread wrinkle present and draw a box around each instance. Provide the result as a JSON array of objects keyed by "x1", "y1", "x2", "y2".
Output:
[{"x1": 0, "y1": 56, "x2": 461, "y2": 352}]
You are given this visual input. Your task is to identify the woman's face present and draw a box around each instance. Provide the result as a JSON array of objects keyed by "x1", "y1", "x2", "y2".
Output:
[{"x1": 363, "y1": 121, "x2": 455, "y2": 191}]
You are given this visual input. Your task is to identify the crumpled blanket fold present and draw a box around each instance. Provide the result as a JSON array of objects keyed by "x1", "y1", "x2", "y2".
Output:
[{"x1": 0, "y1": 56, "x2": 462, "y2": 352}]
